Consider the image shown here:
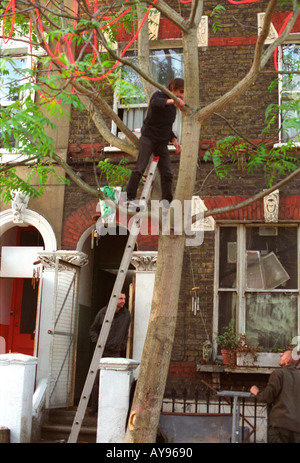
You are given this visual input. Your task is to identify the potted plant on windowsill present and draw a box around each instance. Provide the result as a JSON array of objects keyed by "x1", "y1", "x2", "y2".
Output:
[
  {"x1": 236, "y1": 342, "x2": 294, "y2": 368},
  {"x1": 215, "y1": 321, "x2": 238, "y2": 366},
  {"x1": 236, "y1": 334, "x2": 261, "y2": 366}
]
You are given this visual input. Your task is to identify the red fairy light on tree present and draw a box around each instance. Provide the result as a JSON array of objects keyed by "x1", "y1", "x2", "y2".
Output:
[
  {"x1": 2, "y1": 0, "x2": 161, "y2": 82},
  {"x1": 1, "y1": 0, "x2": 294, "y2": 102},
  {"x1": 2, "y1": 0, "x2": 16, "y2": 44}
]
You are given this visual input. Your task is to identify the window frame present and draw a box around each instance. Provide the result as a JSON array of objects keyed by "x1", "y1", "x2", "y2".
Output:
[
  {"x1": 213, "y1": 224, "x2": 300, "y2": 360},
  {"x1": 277, "y1": 39, "x2": 300, "y2": 146},
  {"x1": 0, "y1": 34, "x2": 37, "y2": 159},
  {"x1": 107, "y1": 44, "x2": 184, "y2": 151}
]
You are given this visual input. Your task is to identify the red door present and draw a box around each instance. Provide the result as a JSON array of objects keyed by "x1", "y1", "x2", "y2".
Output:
[{"x1": 8, "y1": 278, "x2": 39, "y2": 355}]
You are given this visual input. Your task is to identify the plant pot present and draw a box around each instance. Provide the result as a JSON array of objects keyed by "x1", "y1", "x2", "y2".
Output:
[{"x1": 221, "y1": 349, "x2": 236, "y2": 366}]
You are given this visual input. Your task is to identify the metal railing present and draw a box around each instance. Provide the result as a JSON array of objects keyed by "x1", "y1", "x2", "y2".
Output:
[{"x1": 161, "y1": 382, "x2": 268, "y2": 443}]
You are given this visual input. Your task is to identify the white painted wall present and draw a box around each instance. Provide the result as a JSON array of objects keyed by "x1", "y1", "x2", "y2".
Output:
[
  {"x1": 0, "y1": 354, "x2": 37, "y2": 443},
  {"x1": 97, "y1": 358, "x2": 139, "y2": 443}
]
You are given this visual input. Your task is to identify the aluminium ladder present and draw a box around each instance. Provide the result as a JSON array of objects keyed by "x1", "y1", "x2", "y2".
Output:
[{"x1": 68, "y1": 156, "x2": 159, "y2": 443}]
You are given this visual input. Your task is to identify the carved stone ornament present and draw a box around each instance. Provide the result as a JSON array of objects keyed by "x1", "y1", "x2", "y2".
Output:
[
  {"x1": 191, "y1": 196, "x2": 215, "y2": 231},
  {"x1": 148, "y1": 9, "x2": 160, "y2": 40},
  {"x1": 257, "y1": 13, "x2": 278, "y2": 45},
  {"x1": 11, "y1": 190, "x2": 30, "y2": 223},
  {"x1": 197, "y1": 16, "x2": 208, "y2": 47},
  {"x1": 37, "y1": 250, "x2": 89, "y2": 270},
  {"x1": 202, "y1": 340, "x2": 213, "y2": 364},
  {"x1": 131, "y1": 251, "x2": 157, "y2": 272},
  {"x1": 264, "y1": 189, "x2": 279, "y2": 223}
]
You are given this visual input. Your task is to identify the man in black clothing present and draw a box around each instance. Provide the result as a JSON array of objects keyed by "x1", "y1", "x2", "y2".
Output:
[
  {"x1": 89, "y1": 293, "x2": 131, "y2": 413},
  {"x1": 126, "y1": 78, "x2": 184, "y2": 206},
  {"x1": 250, "y1": 350, "x2": 300, "y2": 443}
]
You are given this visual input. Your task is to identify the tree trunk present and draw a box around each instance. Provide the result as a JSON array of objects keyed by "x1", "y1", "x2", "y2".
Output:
[
  {"x1": 125, "y1": 19, "x2": 201, "y2": 442},
  {"x1": 125, "y1": 233, "x2": 186, "y2": 442}
]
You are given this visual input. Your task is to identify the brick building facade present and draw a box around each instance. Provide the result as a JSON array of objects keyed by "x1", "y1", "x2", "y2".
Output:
[
  {"x1": 2, "y1": 0, "x2": 300, "y2": 442},
  {"x1": 58, "y1": 0, "x2": 300, "y2": 400}
]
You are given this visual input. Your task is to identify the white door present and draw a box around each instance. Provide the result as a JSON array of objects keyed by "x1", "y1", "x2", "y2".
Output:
[{"x1": 47, "y1": 260, "x2": 80, "y2": 408}]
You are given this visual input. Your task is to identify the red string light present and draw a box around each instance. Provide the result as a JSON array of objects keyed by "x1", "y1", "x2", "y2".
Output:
[
  {"x1": 2, "y1": 0, "x2": 15, "y2": 44},
  {"x1": 227, "y1": 0, "x2": 259, "y2": 4},
  {"x1": 2, "y1": 0, "x2": 294, "y2": 102},
  {"x1": 274, "y1": 12, "x2": 293, "y2": 72}
]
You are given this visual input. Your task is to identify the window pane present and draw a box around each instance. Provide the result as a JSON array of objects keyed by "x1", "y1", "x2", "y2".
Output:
[
  {"x1": 281, "y1": 44, "x2": 300, "y2": 142},
  {"x1": 246, "y1": 227, "x2": 297, "y2": 289},
  {"x1": 0, "y1": 58, "x2": 26, "y2": 103},
  {"x1": 151, "y1": 49, "x2": 184, "y2": 86},
  {"x1": 0, "y1": 130, "x2": 16, "y2": 149},
  {"x1": 218, "y1": 292, "x2": 236, "y2": 333},
  {"x1": 246, "y1": 292, "x2": 297, "y2": 351},
  {"x1": 219, "y1": 227, "x2": 237, "y2": 288},
  {"x1": 282, "y1": 44, "x2": 300, "y2": 91},
  {"x1": 119, "y1": 49, "x2": 184, "y2": 133},
  {"x1": 120, "y1": 49, "x2": 183, "y2": 104},
  {"x1": 120, "y1": 58, "x2": 146, "y2": 104}
]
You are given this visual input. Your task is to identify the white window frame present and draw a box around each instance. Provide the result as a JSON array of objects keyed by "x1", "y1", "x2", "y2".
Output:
[
  {"x1": 0, "y1": 32, "x2": 35, "y2": 104},
  {"x1": 275, "y1": 36, "x2": 300, "y2": 147},
  {"x1": 278, "y1": 42, "x2": 300, "y2": 144},
  {"x1": 213, "y1": 224, "x2": 300, "y2": 361}
]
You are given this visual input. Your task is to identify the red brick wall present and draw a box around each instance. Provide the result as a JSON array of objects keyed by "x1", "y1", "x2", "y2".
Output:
[
  {"x1": 62, "y1": 200, "x2": 96, "y2": 250},
  {"x1": 62, "y1": 197, "x2": 159, "y2": 250},
  {"x1": 168, "y1": 362, "x2": 198, "y2": 379}
]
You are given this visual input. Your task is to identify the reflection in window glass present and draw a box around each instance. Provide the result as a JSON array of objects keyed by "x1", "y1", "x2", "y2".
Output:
[
  {"x1": 0, "y1": 130, "x2": 16, "y2": 149},
  {"x1": 219, "y1": 227, "x2": 237, "y2": 288},
  {"x1": 120, "y1": 49, "x2": 184, "y2": 104},
  {"x1": 246, "y1": 292, "x2": 297, "y2": 351},
  {"x1": 282, "y1": 44, "x2": 300, "y2": 92},
  {"x1": 0, "y1": 58, "x2": 27, "y2": 104},
  {"x1": 218, "y1": 292, "x2": 236, "y2": 335},
  {"x1": 151, "y1": 49, "x2": 184, "y2": 86},
  {"x1": 118, "y1": 49, "x2": 183, "y2": 136},
  {"x1": 246, "y1": 227, "x2": 297, "y2": 289},
  {"x1": 217, "y1": 225, "x2": 299, "y2": 354},
  {"x1": 281, "y1": 44, "x2": 300, "y2": 142}
]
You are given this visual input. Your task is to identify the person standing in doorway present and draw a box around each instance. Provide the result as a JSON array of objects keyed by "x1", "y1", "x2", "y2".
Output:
[
  {"x1": 88, "y1": 292, "x2": 131, "y2": 414},
  {"x1": 250, "y1": 350, "x2": 300, "y2": 443},
  {"x1": 126, "y1": 78, "x2": 185, "y2": 209}
]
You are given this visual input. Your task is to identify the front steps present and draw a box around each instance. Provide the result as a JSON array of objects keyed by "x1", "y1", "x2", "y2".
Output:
[{"x1": 38, "y1": 408, "x2": 97, "y2": 443}]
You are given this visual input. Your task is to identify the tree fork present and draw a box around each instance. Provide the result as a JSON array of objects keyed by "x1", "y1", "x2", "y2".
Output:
[{"x1": 125, "y1": 14, "x2": 202, "y2": 442}]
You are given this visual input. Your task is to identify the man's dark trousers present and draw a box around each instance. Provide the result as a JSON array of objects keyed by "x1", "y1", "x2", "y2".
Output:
[{"x1": 126, "y1": 135, "x2": 173, "y2": 203}]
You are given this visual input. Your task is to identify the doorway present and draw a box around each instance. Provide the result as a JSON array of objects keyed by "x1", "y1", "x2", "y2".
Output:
[{"x1": 74, "y1": 226, "x2": 136, "y2": 402}]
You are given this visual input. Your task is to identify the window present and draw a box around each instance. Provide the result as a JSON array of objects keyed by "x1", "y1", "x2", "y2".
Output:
[
  {"x1": 0, "y1": 56, "x2": 28, "y2": 106},
  {"x1": 279, "y1": 43, "x2": 300, "y2": 143},
  {"x1": 112, "y1": 48, "x2": 184, "y2": 142},
  {"x1": 0, "y1": 55, "x2": 30, "y2": 150},
  {"x1": 0, "y1": 36, "x2": 34, "y2": 154},
  {"x1": 215, "y1": 225, "x2": 299, "y2": 353}
]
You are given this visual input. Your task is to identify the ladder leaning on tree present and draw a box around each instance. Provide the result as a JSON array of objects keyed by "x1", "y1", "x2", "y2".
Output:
[{"x1": 67, "y1": 156, "x2": 159, "y2": 443}]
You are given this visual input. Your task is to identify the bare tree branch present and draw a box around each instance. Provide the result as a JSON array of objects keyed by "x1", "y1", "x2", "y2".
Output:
[
  {"x1": 200, "y1": 167, "x2": 300, "y2": 220},
  {"x1": 197, "y1": 1, "x2": 300, "y2": 122}
]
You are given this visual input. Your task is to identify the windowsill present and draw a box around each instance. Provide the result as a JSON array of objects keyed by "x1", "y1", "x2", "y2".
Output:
[
  {"x1": 0, "y1": 151, "x2": 26, "y2": 163},
  {"x1": 197, "y1": 352, "x2": 282, "y2": 374},
  {"x1": 103, "y1": 145, "x2": 177, "y2": 153},
  {"x1": 0, "y1": 151, "x2": 39, "y2": 166},
  {"x1": 273, "y1": 141, "x2": 300, "y2": 148},
  {"x1": 196, "y1": 364, "x2": 276, "y2": 374}
]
